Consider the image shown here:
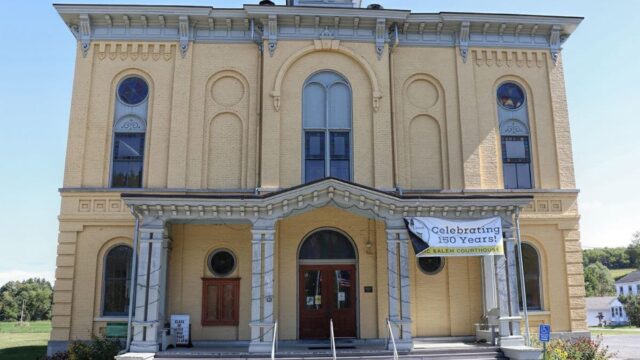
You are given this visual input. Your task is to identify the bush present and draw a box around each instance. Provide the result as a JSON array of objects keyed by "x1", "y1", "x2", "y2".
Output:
[
  {"x1": 40, "y1": 337, "x2": 122, "y2": 360},
  {"x1": 540, "y1": 336, "x2": 615, "y2": 360}
]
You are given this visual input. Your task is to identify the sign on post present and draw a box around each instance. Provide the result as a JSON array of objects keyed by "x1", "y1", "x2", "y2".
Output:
[
  {"x1": 171, "y1": 314, "x2": 190, "y2": 345},
  {"x1": 539, "y1": 323, "x2": 551, "y2": 342}
]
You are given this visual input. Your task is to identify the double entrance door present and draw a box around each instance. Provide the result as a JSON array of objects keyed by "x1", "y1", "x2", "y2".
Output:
[{"x1": 299, "y1": 264, "x2": 357, "y2": 339}]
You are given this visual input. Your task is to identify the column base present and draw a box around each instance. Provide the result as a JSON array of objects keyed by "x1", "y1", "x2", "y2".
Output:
[
  {"x1": 501, "y1": 346, "x2": 543, "y2": 360},
  {"x1": 394, "y1": 340, "x2": 414, "y2": 352},
  {"x1": 248, "y1": 341, "x2": 272, "y2": 353},
  {"x1": 115, "y1": 353, "x2": 156, "y2": 360},
  {"x1": 499, "y1": 335, "x2": 525, "y2": 347},
  {"x1": 130, "y1": 340, "x2": 160, "y2": 353}
]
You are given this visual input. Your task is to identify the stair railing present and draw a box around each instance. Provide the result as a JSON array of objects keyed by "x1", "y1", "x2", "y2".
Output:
[
  {"x1": 271, "y1": 321, "x2": 278, "y2": 360},
  {"x1": 386, "y1": 318, "x2": 399, "y2": 360},
  {"x1": 329, "y1": 318, "x2": 337, "y2": 360}
]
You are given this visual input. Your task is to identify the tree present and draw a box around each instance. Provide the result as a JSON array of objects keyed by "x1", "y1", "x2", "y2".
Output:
[
  {"x1": 584, "y1": 262, "x2": 616, "y2": 297},
  {"x1": 0, "y1": 278, "x2": 53, "y2": 321},
  {"x1": 626, "y1": 231, "x2": 640, "y2": 269},
  {"x1": 620, "y1": 295, "x2": 640, "y2": 327}
]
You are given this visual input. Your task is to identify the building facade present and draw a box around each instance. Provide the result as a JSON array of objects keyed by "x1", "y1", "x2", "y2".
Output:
[
  {"x1": 586, "y1": 297, "x2": 628, "y2": 327},
  {"x1": 50, "y1": 0, "x2": 585, "y2": 355},
  {"x1": 616, "y1": 270, "x2": 640, "y2": 297}
]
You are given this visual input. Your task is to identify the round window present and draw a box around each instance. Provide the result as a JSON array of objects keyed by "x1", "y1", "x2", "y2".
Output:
[
  {"x1": 208, "y1": 249, "x2": 236, "y2": 277},
  {"x1": 118, "y1": 77, "x2": 149, "y2": 105},
  {"x1": 497, "y1": 83, "x2": 525, "y2": 110},
  {"x1": 417, "y1": 257, "x2": 444, "y2": 275}
]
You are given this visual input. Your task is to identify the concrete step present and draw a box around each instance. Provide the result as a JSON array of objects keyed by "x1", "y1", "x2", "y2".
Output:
[{"x1": 155, "y1": 347, "x2": 507, "y2": 360}]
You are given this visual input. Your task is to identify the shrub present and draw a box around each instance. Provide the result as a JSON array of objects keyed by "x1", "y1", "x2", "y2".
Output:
[
  {"x1": 540, "y1": 336, "x2": 615, "y2": 360},
  {"x1": 40, "y1": 337, "x2": 122, "y2": 360}
]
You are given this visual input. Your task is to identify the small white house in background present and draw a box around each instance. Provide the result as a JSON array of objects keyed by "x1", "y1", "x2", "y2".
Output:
[
  {"x1": 616, "y1": 270, "x2": 640, "y2": 296},
  {"x1": 586, "y1": 297, "x2": 628, "y2": 326}
]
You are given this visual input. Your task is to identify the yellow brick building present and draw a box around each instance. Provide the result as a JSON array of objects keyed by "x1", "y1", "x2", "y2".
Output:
[{"x1": 50, "y1": 0, "x2": 585, "y2": 357}]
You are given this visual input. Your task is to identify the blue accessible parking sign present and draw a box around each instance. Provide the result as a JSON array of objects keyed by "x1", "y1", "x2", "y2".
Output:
[{"x1": 539, "y1": 324, "x2": 551, "y2": 342}]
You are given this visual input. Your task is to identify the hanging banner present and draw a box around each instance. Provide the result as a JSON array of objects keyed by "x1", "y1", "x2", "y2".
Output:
[{"x1": 405, "y1": 216, "x2": 503, "y2": 257}]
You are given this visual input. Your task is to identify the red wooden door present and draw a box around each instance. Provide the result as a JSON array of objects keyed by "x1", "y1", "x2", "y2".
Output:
[{"x1": 299, "y1": 265, "x2": 356, "y2": 339}]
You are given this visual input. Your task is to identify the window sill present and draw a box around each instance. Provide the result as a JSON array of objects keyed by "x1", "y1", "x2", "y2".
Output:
[
  {"x1": 94, "y1": 317, "x2": 128, "y2": 322},
  {"x1": 525, "y1": 310, "x2": 551, "y2": 316}
]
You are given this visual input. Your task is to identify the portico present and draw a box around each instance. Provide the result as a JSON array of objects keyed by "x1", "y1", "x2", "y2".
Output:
[{"x1": 123, "y1": 178, "x2": 531, "y2": 353}]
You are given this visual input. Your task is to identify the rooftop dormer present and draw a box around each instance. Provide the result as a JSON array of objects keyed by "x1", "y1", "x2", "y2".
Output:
[{"x1": 286, "y1": 0, "x2": 362, "y2": 8}]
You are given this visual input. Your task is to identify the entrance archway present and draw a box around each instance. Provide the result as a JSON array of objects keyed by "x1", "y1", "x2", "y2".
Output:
[{"x1": 298, "y1": 229, "x2": 357, "y2": 339}]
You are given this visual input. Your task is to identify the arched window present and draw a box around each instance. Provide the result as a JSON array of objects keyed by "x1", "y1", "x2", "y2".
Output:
[
  {"x1": 302, "y1": 71, "x2": 352, "y2": 183},
  {"x1": 111, "y1": 76, "x2": 149, "y2": 188},
  {"x1": 299, "y1": 230, "x2": 356, "y2": 260},
  {"x1": 103, "y1": 245, "x2": 133, "y2": 316},
  {"x1": 517, "y1": 243, "x2": 542, "y2": 311},
  {"x1": 497, "y1": 82, "x2": 532, "y2": 189}
]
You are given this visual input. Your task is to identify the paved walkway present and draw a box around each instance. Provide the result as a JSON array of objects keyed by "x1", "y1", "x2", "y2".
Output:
[{"x1": 601, "y1": 335, "x2": 640, "y2": 360}]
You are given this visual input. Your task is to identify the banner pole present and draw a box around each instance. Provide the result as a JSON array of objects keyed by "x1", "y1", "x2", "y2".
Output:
[{"x1": 514, "y1": 207, "x2": 530, "y2": 346}]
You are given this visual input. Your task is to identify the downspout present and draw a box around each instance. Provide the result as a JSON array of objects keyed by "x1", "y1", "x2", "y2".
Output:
[
  {"x1": 388, "y1": 23, "x2": 399, "y2": 191},
  {"x1": 125, "y1": 207, "x2": 140, "y2": 353},
  {"x1": 252, "y1": 18, "x2": 264, "y2": 194},
  {"x1": 514, "y1": 207, "x2": 530, "y2": 346}
]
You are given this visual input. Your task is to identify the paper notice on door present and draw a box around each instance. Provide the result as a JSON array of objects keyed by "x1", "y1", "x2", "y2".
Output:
[
  {"x1": 306, "y1": 296, "x2": 314, "y2": 306},
  {"x1": 338, "y1": 292, "x2": 346, "y2": 301},
  {"x1": 315, "y1": 295, "x2": 322, "y2": 305}
]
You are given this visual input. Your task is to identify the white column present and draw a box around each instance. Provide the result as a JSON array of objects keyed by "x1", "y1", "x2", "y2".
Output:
[
  {"x1": 505, "y1": 236, "x2": 522, "y2": 336},
  {"x1": 386, "y1": 224, "x2": 413, "y2": 351},
  {"x1": 249, "y1": 224, "x2": 276, "y2": 354},
  {"x1": 131, "y1": 218, "x2": 170, "y2": 353},
  {"x1": 249, "y1": 230, "x2": 263, "y2": 346},
  {"x1": 496, "y1": 221, "x2": 524, "y2": 347},
  {"x1": 495, "y1": 254, "x2": 511, "y2": 340},
  {"x1": 482, "y1": 255, "x2": 498, "y2": 314},
  {"x1": 397, "y1": 231, "x2": 413, "y2": 346}
]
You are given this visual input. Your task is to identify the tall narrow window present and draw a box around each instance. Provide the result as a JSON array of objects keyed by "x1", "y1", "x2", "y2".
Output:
[
  {"x1": 111, "y1": 76, "x2": 149, "y2": 188},
  {"x1": 516, "y1": 243, "x2": 542, "y2": 311},
  {"x1": 303, "y1": 71, "x2": 352, "y2": 183},
  {"x1": 497, "y1": 82, "x2": 532, "y2": 189},
  {"x1": 103, "y1": 245, "x2": 133, "y2": 316}
]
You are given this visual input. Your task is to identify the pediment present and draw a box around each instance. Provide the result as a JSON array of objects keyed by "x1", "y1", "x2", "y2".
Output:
[{"x1": 123, "y1": 178, "x2": 531, "y2": 226}]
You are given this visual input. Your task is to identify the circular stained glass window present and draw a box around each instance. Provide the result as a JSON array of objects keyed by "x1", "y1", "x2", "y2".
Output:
[
  {"x1": 118, "y1": 77, "x2": 149, "y2": 105},
  {"x1": 208, "y1": 249, "x2": 236, "y2": 277},
  {"x1": 497, "y1": 83, "x2": 525, "y2": 110},
  {"x1": 417, "y1": 257, "x2": 444, "y2": 275}
]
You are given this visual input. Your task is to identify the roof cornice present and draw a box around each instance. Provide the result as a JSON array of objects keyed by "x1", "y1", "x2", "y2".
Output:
[{"x1": 54, "y1": 3, "x2": 582, "y2": 63}]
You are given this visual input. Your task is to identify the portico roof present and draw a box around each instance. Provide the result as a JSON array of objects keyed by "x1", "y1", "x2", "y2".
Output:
[{"x1": 122, "y1": 178, "x2": 532, "y2": 226}]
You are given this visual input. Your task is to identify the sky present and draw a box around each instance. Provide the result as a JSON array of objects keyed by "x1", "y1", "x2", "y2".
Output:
[{"x1": 0, "y1": 0, "x2": 638, "y2": 286}]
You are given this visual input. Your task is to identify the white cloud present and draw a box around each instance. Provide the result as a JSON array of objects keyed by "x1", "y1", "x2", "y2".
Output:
[{"x1": 0, "y1": 270, "x2": 55, "y2": 287}]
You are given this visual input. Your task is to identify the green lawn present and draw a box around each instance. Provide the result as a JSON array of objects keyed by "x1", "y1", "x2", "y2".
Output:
[
  {"x1": 0, "y1": 321, "x2": 51, "y2": 360},
  {"x1": 590, "y1": 325, "x2": 640, "y2": 336},
  {"x1": 611, "y1": 268, "x2": 636, "y2": 281}
]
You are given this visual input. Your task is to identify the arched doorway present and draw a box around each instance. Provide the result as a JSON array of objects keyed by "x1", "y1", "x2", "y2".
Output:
[{"x1": 298, "y1": 229, "x2": 357, "y2": 339}]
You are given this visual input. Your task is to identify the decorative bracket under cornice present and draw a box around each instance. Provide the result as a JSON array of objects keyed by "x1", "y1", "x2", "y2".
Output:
[
  {"x1": 549, "y1": 24, "x2": 561, "y2": 65},
  {"x1": 267, "y1": 15, "x2": 278, "y2": 57},
  {"x1": 75, "y1": 14, "x2": 91, "y2": 58},
  {"x1": 179, "y1": 16, "x2": 189, "y2": 58},
  {"x1": 459, "y1": 21, "x2": 470, "y2": 63},
  {"x1": 375, "y1": 18, "x2": 386, "y2": 60}
]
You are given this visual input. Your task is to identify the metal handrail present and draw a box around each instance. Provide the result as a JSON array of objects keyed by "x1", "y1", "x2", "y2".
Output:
[
  {"x1": 386, "y1": 318, "x2": 399, "y2": 360},
  {"x1": 329, "y1": 319, "x2": 337, "y2": 360},
  {"x1": 271, "y1": 321, "x2": 278, "y2": 360}
]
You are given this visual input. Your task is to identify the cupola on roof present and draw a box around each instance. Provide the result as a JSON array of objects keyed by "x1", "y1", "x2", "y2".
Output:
[{"x1": 286, "y1": 0, "x2": 362, "y2": 8}]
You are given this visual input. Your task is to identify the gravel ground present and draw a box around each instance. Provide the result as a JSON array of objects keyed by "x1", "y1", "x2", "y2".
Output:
[{"x1": 600, "y1": 335, "x2": 640, "y2": 359}]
